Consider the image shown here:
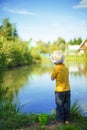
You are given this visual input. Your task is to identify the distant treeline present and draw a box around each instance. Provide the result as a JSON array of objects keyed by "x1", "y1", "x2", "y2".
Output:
[
  {"x1": 0, "y1": 18, "x2": 41, "y2": 68},
  {"x1": 0, "y1": 18, "x2": 83, "y2": 68}
]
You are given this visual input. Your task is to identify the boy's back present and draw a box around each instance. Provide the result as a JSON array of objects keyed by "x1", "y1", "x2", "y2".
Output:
[{"x1": 51, "y1": 64, "x2": 70, "y2": 92}]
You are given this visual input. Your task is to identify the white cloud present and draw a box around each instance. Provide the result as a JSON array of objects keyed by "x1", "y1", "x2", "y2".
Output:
[
  {"x1": 73, "y1": 0, "x2": 87, "y2": 8},
  {"x1": 3, "y1": 7, "x2": 39, "y2": 16}
]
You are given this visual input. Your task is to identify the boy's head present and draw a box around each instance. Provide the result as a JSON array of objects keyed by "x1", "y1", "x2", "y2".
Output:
[{"x1": 50, "y1": 50, "x2": 64, "y2": 64}]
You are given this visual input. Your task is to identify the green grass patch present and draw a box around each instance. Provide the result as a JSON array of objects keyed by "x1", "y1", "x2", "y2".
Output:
[{"x1": 0, "y1": 99, "x2": 87, "y2": 130}]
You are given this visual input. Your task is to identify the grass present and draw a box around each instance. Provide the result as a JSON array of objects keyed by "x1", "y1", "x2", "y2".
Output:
[
  {"x1": 23, "y1": 101, "x2": 87, "y2": 130},
  {"x1": 65, "y1": 54, "x2": 87, "y2": 62},
  {"x1": 0, "y1": 100, "x2": 38, "y2": 130},
  {"x1": 0, "y1": 100, "x2": 87, "y2": 130}
]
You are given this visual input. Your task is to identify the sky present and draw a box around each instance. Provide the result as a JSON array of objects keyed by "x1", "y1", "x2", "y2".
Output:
[{"x1": 0, "y1": 0, "x2": 87, "y2": 42}]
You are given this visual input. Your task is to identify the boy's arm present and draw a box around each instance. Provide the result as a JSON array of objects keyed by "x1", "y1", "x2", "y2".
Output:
[{"x1": 51, "y1": 68, "x2": 56, "y2": 81}]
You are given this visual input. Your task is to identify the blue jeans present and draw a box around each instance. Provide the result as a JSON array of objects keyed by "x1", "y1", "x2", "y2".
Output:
[{"x1": 55, "y1": 91, "x2": 70, "y2": 123}]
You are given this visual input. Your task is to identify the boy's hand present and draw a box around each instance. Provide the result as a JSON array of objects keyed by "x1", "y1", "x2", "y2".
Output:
[{"x1": 51, "y1": 76, "x2": 54, "y2": 81}]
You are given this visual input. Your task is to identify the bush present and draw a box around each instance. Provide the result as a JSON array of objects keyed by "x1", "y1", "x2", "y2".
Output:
[{"x1": 0, "y1": 42, "x2": 7, "y2": 84}]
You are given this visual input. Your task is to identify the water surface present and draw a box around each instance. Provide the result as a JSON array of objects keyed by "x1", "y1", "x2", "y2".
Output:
[{"x1": 3, "y1": 62, "x2": 87, "y2": 115}]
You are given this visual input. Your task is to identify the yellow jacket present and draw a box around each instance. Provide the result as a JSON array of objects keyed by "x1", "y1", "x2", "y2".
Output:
[{"x1": 51, "y1": 64, "x2": 70, "y2": 92}]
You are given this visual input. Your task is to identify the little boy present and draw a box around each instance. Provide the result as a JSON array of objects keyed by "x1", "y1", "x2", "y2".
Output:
[{"x1": 50, "y1": 50, "x2": 70, "y2": 124}]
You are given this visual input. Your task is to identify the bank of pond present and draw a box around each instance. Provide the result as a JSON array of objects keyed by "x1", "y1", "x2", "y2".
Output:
[{"x1": 0, "y1": 100, "x2": 87, "y2": 130}]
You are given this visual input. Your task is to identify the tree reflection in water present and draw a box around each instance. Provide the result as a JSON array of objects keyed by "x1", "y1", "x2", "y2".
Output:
[{"x1": 3, "y1": 62, "x2": 87, "y2": 115}]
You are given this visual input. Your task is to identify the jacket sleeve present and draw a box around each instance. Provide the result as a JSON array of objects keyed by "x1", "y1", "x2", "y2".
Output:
[{"x1": 51, "y1": 67, "x2": 57, "y2": 80}]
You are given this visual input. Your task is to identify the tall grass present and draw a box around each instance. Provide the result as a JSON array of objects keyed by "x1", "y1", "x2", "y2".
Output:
[
  {"x1": 70, "y1": 101, "x2": 82, "y2": 120},
  {"x1": 0, "y1": 100, "x2": 87, "y2": 130},
  {"x1": 65, "y1": 54, "x2": 87, "y2": 62},
  {"x1": 0, "y1": 100, "x2": 38, "y2": 130}
]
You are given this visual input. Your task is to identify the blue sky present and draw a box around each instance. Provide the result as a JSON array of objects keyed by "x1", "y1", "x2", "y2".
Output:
[{"x1": 0, "y1": 0, "x2": 87, "y2": 42}]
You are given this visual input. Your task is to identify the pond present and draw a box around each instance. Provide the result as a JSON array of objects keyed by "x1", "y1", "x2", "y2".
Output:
[{"x1": 3, "y1": 61, "x2": 87, "y2": 116}]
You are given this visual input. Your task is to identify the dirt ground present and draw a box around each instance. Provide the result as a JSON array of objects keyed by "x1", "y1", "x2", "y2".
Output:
[
  {"x1": 22, "y1": 124, "x2": 57, "y2": 130},
  {"x1": 21, "y1": 122, "x2": 62, "y2": 130}
]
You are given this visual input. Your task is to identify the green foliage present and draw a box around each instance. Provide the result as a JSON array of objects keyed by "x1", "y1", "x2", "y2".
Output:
[
  {"x1": 0, "y1": 18, "x2": 18, "y2": 41},
  {"x1": 37, "y1": 40, "x2": 48, "y2": 54},
  {"x1": 57, "y1": 124, "x2": 79, "y2": 130},
  {"x1": 31, "y1": 47, "x2": 41, "y2": 64},
  {"x1": 70, "y1": 101, "x2": 82, "y2": 120},
  {"x1": 0, "y1": 99, "x2": 87, "y2": 130},
  {"x1": 0, "y1": 42, "x2": 7, "y2": 83},
  {"x1": 52, "y1": 37, "x2": 65, "y2": 46},
  {"x1": 0, "y1": 38, "x2": 36, "y2": 130},
  {"x1": 68, "y1": 37, "x2": 82, "y2": 45},
  {"x1": 0, "y1": 18, "x2": 41, "y2": 67},
  {"x1": 0, "y1": 42, "x2": 7, "y2": 102},
  {"x1": 53, "y1": 37, "x2": 66, "y2": 51},
  {"x1": 0, "y1": 101, "x2": 37, "y2": 130},
  {"x1": 0, "y1": 18, "x2": 42, "y2": 67},
  {"x1": 77, "y1": 37, "x2": 82, "y2": 45},
  {"x1": 49, "y1": 43, "x2": 58, "y2": 53},
  {"x1": 34, "y1": 37, "x2": 66, "y2": 55},
  {"x1": 0, "y1": 95, "x2": 38, "y2": 129},
  {"x1": 49, "y1": 110, "x2": 56, "y2": 121},
  {"x1": 1, "y1": 40, "x2": 33, "y2": 67}
]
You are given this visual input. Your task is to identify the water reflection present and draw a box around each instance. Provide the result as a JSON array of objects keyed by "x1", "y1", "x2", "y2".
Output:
[
  {"x1": 66, "y1": 62, "x2": 87, "y2": 116},
  {"x1": 3, "y1": 64, "x2": 52, "y2": 99},
  {"x1": 66, "y1": 62, "x2": 87, "y2": 78},
  {"x1": 3, "y1": 62, "x2": 87, "y2": 115}
]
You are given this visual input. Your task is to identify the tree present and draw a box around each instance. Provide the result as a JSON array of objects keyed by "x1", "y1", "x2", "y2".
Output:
[
  {"x1": 12, "y1": 24, "x2": 18, "y2": 39},
  {"x1": 77, "y1": 37, "x2": 82, "y2": 45},
  {"x1": 68, "y1": 40, "x2": 73, "y2": 45},
  {"x1": 37, "y1": 40, "x2": 48, "y2": 54},
  {"x1": 68, "y1": 37, "x2": 82, "y2": 45},
  {"x1": 0, "y1": 42, "x2": 7, "y2": 82},
  {"x1": 0, "y1": 18, "x2": 18, "y2": 41},
  {"x1": 0, "y1": 42, "x2": 7, "y2": 100},
  {"x1": 56, "y1": 37, "x2": 66, "y2": 45},
  {"x1": 3, "y1": 18, "x2": 13, "y2": 40},
  {"x1": 53, "y1": 37, "x2": 66, "y2": 51}
]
